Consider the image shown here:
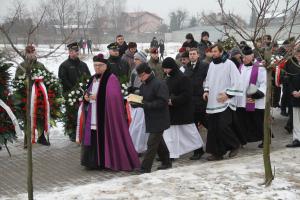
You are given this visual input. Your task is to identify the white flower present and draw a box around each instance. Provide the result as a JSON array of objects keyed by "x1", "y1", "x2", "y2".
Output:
[
  {"x1": 76, "y1": 90, "x2": 80, "y2": 94},
  {"x1": 73, "y1": 98, "x2": 76, "y2": 102},
  {"x1": 87, "y1": 79, "x2": 90, "y2": 83},
  {"x1": 68, "y1": 99, "x2": 72, "y2": 102},
  {"x1": 46, "y1": 82, "x2": 50, "y2": 85},
  {"x1": 122, "y1": 83, "x2": 126, "y2": 87},
  {"x1": 70, "y1": 102, "x2": 74, "y2": 106},
  {"x1": 78, "y1": 98, "x2": 83, "y2": 101},
  {"x1": 51, "y1": 79, "x2": 54, "y2": 82},
  {"x1": 121, "y1": 89, "x2": 124, "y2": 93},
  {"x1": 71, "y1": 91, "x2": 75, "y2": 95},
  {"x1": 79, "y1": 83, "x2": 83, "y2": 87},
  {"x1": 68, "y1": 93, "x2": 72, "y2": 97}
]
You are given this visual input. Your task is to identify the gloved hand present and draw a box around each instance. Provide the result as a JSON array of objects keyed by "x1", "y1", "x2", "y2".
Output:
[{"x1": 130, "y1": 102, "x2": 143, "y2": 108}]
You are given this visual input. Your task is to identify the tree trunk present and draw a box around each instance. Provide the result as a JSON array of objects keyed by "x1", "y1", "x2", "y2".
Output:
[
  {"x1": 263, "y1": 51, "x2": 274, "y2": 186},
  {"x1": 25, "y1": 63, "x2": 33, "y2": 200}
]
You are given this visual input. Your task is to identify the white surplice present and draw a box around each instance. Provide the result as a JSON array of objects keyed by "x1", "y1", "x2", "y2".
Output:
[
  {"x1": 129, "y1": 106, "x2": 149, "y2": 153},
  {"x1": 163, "y1": 124, "x2": 204, "y2": 159}
]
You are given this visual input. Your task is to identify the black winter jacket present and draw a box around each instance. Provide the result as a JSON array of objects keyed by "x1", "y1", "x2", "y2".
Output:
[{"x1": 140, "y1": 74, "x2": 170, "y2": 133}]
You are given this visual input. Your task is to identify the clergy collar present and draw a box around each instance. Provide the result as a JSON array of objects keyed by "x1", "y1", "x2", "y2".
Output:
[
  {"x1": 94, "y1": 73, "x2": 102, "y2": 80},
  {"x1": 212, "y1": 57, "x2": 223, "y2": 64},
  {"x1": 244, "y1": 62, "x2": 253, "y2": 67}
]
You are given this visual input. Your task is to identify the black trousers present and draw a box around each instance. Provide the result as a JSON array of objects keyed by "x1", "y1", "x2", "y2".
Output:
[
  {"x1": 141, "y1": 132, "x2": 170, "y2": 171},
  {"x1": 281, "y1": 77, "x2": 290, "y2": 111},
  {"x1": 206, "y1": 108, "x2": 240, "y2": 157},
  {"x1": 272, "y1": 85, "x2": 281, "y2": 108}
]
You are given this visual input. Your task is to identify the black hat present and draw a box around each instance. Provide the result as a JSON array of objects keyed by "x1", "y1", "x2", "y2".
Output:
[
  {"x1": 93, "y1": 53, "x2": 107, "y2": 64},
  {"x1": 128, "y1": 42, "x2": 137, "y2": 49},
  {"x1": 201, "y1": 31, "x2": 209, "y2": 38},
  {"x1": 186, "y1": 33, "x2": 194, "y2": 40},
  {"x1": 242, "y1": 46, "x2": 253, "y2": 55},
  {"x1": 136, "y1": 63, "x2": 152, "y2": 75},
  {"x1": 107, "y1": 42, "x2": 119, "y2": 50},
  {"x1": 181, "y1": 51, "x2": 189, "y2": 58},
  {"x1": 162, "y1": 57, "x2": 178, "y2": 69},
  {"x1": 67, "y1": 42, "x2": 79, "y2": 51}
]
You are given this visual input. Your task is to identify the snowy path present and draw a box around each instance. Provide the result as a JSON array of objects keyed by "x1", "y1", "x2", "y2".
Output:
[{"x1": 13, "y1": 148, "x2": 300, "y2": 200}]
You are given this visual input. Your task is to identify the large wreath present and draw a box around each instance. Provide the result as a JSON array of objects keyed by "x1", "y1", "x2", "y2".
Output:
[{"x1": 12, "y1": 67, "x2": 64, "y2": 132}]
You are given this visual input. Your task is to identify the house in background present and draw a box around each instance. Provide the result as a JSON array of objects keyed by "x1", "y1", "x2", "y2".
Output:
[{"x1": 121, "y1": 12, "x2": 163, "y2": 33}]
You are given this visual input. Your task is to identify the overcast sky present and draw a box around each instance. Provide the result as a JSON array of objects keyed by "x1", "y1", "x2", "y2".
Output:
[{"x1": 0, "y1": 0, "x2": 255, "y2": 22}]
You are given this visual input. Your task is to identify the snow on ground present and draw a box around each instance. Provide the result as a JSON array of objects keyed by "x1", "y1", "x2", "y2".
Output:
[{"x1": 11, "y1": 148, "x2": 300, "y2": 200}]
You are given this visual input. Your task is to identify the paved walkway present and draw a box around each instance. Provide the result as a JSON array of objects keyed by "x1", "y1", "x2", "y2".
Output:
[{"x1": 0, "y1": 110, "x2": 292, "y2": 199}]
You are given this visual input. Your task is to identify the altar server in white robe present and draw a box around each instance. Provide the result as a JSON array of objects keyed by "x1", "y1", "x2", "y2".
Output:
[
  {"x1": 236, "y1": 46, "x2": 267, "y2": 148},
  {"x1": 162, "y1": 57, "x2": 204, "y2": 159},
  {"x1": 203, "y1": 44, "x2": 243, "y2": 161}
]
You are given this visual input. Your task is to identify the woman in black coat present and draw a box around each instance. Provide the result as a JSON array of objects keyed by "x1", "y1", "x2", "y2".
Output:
[{"x1": 161, "y1": 57, "x2": 204, "y2": 159}]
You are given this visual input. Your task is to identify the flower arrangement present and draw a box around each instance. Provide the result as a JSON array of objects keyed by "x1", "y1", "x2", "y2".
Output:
[
  {"x1": 12, "y1": 67, "x2": 63, "y2": 129},
  {"x1": 63, "y1": 77, "x2": 89, "y2": 141}
]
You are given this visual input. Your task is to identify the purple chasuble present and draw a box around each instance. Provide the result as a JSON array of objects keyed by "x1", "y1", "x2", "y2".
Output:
[{"x1": 246, "y1": 62, "x2": 259, "y2": 112}]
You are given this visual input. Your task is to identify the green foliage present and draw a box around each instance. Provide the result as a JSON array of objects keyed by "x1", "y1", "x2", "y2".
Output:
[{"x1": 0, "y1": 52, "x2": 16, "y2": 145}]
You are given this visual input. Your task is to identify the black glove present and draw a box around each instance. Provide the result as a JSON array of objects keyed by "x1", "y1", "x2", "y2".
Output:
[
  {"x1": 251, "y1": 90, "x2": 265, "y2": 99},
  {"x1": 130, "y1": 102, "x2": 143, "y2": 108}
]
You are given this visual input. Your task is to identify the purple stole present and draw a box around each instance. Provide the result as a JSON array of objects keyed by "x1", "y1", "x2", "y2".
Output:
[{"x1": 246, "y1": 62, "x2": 259, "y2": 112}]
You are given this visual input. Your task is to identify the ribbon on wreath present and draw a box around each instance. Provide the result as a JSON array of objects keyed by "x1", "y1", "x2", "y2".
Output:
[
  {"x1": 274, "y1": 59, "x2": 286, "y2": 87},
  {"x1": 0, "y1": 99, "x2": 23, "y2": 136},
  {"x1": 76, "y1": 102, "x2": 84, "y2": 144},
  {"x1": 30, "y1": 77, "x2": 50, "y2": 143}
]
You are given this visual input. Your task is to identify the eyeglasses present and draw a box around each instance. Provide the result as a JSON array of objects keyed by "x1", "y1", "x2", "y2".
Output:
[
  {"x1": 138, "y1": 72, "x2": 146, "y2": 78},
  {"x1": 94, "y1": 63, "x2": 106, "y2": 67}
]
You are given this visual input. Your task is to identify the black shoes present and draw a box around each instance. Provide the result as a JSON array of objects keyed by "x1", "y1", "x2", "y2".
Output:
[
  {"x1": 258, "y1": 143, "x2": 264, "y2": 148},
  {"x1": 207, "y1": 155, "x2": 223, "y2": 161},
  {"x1": 286, "y1": 140, "x2": 300, "y2": 148},
  {"x1": 229, "y1": 148, "x2": 239, "y2": 158},
  {"x1": 138, "y1": 168, "x2": 151, "y2": 174},
  {"x1": 157, "y1": 163, "x2": 172, "y2": 170},
  {"x1": 37, "y1": 134, "x2": 50, "y2": 146},
  {"x1": 189, "y1": 148, "x2": 205, "y2": 160},
  {"x1": 284, "y1": 126, "x2": 292, "y2": 134}
]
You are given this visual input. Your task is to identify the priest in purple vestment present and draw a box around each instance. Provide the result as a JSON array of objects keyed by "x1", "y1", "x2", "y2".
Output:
[{"x1": 80, "y1": 54, "x2": 140, "y2": 171}]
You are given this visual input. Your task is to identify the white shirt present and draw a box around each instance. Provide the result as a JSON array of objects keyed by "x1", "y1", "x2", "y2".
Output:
[
  {"x1": 204, "y1": 59, "x2": 243, "y2": 114},
  {"x1": 91, "y1": 79, "x2": 100, "y2": 130},
  {"x1": 236, "y1": 64, "x2": 267, "y2": 109}
]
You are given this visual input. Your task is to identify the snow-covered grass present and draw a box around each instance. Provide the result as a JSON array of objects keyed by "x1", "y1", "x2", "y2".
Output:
[{"x1": 8, "y1": 148, "x2": 300, "y2": 200}]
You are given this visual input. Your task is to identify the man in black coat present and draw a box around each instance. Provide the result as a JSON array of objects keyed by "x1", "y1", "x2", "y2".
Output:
[
  {"x1": 184, "y1": 48, "x2": 209, "y2": 160},
  {"x1": 116, "y1": 35, "x2": 128, "y2": 57},
  {"x1": 58, "y1": 42, "x2": 91, "y2": 94},
  {"x1": 198, "y1": 31, "x2": 212, "y2": 60},
  {"x1": 286, "y1": 48, "x2": 300, "y2": 148},
  {"x1": 107, "y1": 43, "x2": 130, "y2": 82},
  {"x1": 182, "y1": 33, "x2": 199, "y2": 51},
  {"x1": 130, "y1": 63, "x2": 171, "y2": 173}
]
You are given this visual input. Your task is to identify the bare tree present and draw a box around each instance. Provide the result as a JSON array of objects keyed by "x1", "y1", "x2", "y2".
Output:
[
  {"x1": 0, "y1": 1, "x2": 75, "y2": 199},
  {"x1": 204, "y1": 0, "x2": 300, "y2": 186},
  {"x1": 169, "y1": 9, "x2": 188, "y2": 31}
]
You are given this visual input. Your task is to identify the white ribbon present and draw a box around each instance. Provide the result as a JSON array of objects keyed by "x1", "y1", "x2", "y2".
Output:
[{"x1": 0, "y1": 99, "x2": 24, "y2": 136}]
